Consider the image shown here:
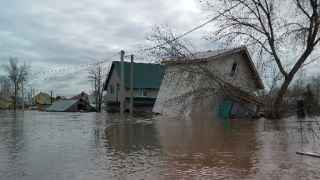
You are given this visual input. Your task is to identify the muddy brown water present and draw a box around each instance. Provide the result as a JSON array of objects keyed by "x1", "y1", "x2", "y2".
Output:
[{"x1": 0, "y1": 111, "x2": 319, "y2": 180}]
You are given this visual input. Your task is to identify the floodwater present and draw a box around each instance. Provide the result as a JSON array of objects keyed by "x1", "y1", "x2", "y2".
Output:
[{"x1": 0, "y1": 111, "x2": 319, "y2": 180}]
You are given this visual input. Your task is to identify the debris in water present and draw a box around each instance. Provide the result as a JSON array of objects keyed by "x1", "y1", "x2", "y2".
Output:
[{"x1": 296, "y1": 151, "x2": 320, "y2": 158}]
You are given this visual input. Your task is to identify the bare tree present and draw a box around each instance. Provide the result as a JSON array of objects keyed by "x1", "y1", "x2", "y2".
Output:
[
  {"x1": 0, "y1": 76, "x2": 12, "y2": 99},
  {"x1": 145, "y1": 26, "x2": 195, "y2": 59},
  {"x1": 146, "y1": 26, "x2": 263, "y2": 117},
  {"x1": 202, "y1": 0, "x2": 320, "y2": 118},
  {"x1": 88, "y1": 64, "x2": 104, "y2": 112},
  {"x1": 311, "y1": 75, "x2": 320, "y2": 102},
  {"x1": 4, "y1": 58, "x2": 29, "y2": 111},
  {"x1": 267, "y1": 64, "x2": 283, "y2": 96}
]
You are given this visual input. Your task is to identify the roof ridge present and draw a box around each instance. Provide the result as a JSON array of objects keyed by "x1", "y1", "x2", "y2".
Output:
[
  {"x1": 192, "y1": 46, "x2": 247, "y2": 57},
  {"x1": 162, "y1": 46, "x2": 248, "y2": 62},
  {"x1": 112, "y1": 61, "x2": 161, "y2": 65}
]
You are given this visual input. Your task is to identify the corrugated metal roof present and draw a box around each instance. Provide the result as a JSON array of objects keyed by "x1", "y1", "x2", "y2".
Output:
[
  {"x1": 104, "y1": 62, "x2": 164, "y2": 90},
  {"x1": 46, "y1": 99, "x2": 78, "y2": 112}
]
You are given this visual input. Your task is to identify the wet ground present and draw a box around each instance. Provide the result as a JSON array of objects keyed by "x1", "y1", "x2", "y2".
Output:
[{"x1": 0, "y1": 111, "x2": 319, "y2": 180}]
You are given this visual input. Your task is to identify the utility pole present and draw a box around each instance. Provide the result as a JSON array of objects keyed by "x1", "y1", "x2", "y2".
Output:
[
  {"x1": 130, "y1": 54, "x2": 134, "y2": 117},
  {"x1": 120, "y1": 50, "x2": 125, "y2": 117},
  {"x1": 50, "y1": 91, "x2": 53, "y2": 104}
]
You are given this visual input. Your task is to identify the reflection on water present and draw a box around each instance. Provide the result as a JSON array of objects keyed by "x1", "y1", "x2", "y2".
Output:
[
  {"x1": 0, "y1": 111, "x2": 319, "y2": 180},
  {"x1": 155, "y1": 116, "x2": 258, "y2": 179}
]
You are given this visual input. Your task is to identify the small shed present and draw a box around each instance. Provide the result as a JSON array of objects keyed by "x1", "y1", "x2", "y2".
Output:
[{"x1": 34, "y1": 92, "x2": 52, "y2": 105}]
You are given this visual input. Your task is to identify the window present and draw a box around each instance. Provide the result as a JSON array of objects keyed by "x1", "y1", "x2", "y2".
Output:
[
  {"x1": 116, "y1": 84, "x2": 120, "y2": 102},
  {"x1": 143, "y1": 89, "x2": 147, "y2": 97},
  {"x1": 109, "y1": 85, "x2": 114, "y2": 94},
  {"x1": 230, "y1": 62, "x2": 238, "y2": 77},
  {"x1": 138, "y1": 88, "x2": 147, "y2": 97}
]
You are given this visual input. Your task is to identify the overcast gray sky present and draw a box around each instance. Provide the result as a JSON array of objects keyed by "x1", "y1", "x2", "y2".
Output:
[{"x1": 0, "y1": 0, "x2": 215, "y2": 96}]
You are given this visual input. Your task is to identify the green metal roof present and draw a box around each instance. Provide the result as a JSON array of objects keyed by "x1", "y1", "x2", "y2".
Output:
[{"x1": 104, "y1": 61, "x2": 164, "y2": 90}]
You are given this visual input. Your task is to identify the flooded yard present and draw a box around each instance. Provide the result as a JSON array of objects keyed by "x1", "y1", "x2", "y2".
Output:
[{"x1": 0, "y1": 111, "x2": 319, "y2": 180}]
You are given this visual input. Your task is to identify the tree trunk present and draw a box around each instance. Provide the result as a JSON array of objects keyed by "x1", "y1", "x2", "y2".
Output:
[
  {"x1": 14, "y1": 82, "x2": 17, "y2": 112},
  {"x1": 271, "y1": 46, "x2": 315, "y2": 119},
  {"x1": 272, "y1": 74, "x2": 295, "y2": 118},
  {"x1": 94, "y1": 77, "x2": 99, "y2": 112},
  {"x1": 22, "y1": 81, "x2": 24, "y2": 111},
  {"x1": 98, "y1": 92, "x2": 102, "y2": 112}
]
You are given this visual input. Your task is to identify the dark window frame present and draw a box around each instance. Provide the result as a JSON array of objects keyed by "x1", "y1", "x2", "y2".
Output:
[
  {"x1": 230, "y1": 62, "x2": 238, "y2": 77},
  {"x1": 109, "y1": 85, "x2": 114, "y2": 94}
]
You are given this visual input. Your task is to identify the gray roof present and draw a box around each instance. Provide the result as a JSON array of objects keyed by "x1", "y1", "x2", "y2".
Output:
[
  {"x1": 163, "y1": 46, "x2": 247, "y2": 61},
  {"x1": 191, "y1": 47, "x2": 244, "y2": 59},
  {"x1": 46, "y1": 99, "x2": 78, "y2": 112}
]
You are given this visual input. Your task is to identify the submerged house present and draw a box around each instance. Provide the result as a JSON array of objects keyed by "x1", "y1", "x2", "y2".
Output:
[
  {"x1": 46, "y1": 92, "x2": 95, "y2": 112},
  {"x1": 153, "y1": 46, "x2": 264, "y2": 119},
  {"x1": 103, "y1": 61, "x2": 164, "y2": 112}
]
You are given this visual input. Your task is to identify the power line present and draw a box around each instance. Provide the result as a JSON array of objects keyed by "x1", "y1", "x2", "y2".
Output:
[
  {"x1": 27, "y1": 3, "x2": 240, "y2": 88},
  {"x1": 141, "y1": 3, "x2": 240, "y2": 52},
  {"x1": 30, "y1": 52, "x2": 119, "y2": 77},
  {"x1": 28, "y1": 52, "x2": 119, "y2": 82}
]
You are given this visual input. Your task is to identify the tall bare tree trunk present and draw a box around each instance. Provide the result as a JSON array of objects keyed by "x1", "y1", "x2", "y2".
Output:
[
  {"x1": 89, "y1": 65, "x2": 103, "y2": 113},
  {"x1": 22, "y1": 81, "x2": 24, "y2": 111},
  {"x1": 272, "y1": 45, "x2": 316, "y2": 118},
  {"x1": 272, "y1": 78, "x2": 292, "y2": 118},
  {"x1": 95, "y1": 76, "x2": 98, "y2": 112},
  {"x1": 97, "y1": 73, "x2": 101, "y2": 112},
  {"x1": 14, "y1": 82, "x2": 17, "y2": 111}
]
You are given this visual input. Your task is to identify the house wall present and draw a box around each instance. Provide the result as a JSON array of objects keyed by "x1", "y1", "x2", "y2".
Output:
[
  {"x1": 105, "y1": 69, "x2": 160, "y2": 102},
  {"x1": 105, "y1": 69, "x2": 121, "y2": 102},
  {"x1": 206, "y1": 53, "x2": 258, "y2": 92},
  {"x1": 153, "y1": 53, "x2": 260, "y2": 117}
]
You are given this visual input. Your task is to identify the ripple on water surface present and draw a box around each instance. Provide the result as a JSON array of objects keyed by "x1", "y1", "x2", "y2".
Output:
[{"x1": 0, "y1": 111, "x2": 319, "y2": 180}]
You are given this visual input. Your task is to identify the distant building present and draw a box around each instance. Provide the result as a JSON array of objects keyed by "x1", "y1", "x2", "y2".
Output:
[
  {"x1": 32, "y1": 92, "x2": 53, "y2": 111},
  {"x1": 153, "y1": 46, "x2": 264, "y2": 119},
  {"x1": 34, "y1": 92, "x2": 52, "y2": 105},
  {"x1": 103, "y1": 61, "x2": 164, "y2": 112},
  {"x1": 0, "y1": 97, "x2": 12, "y2": 109}
]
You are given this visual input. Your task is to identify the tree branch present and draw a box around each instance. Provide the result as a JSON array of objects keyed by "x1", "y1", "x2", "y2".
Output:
[{"x1": 295, "y1": 0, "x2": 312, "y2": 19}]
